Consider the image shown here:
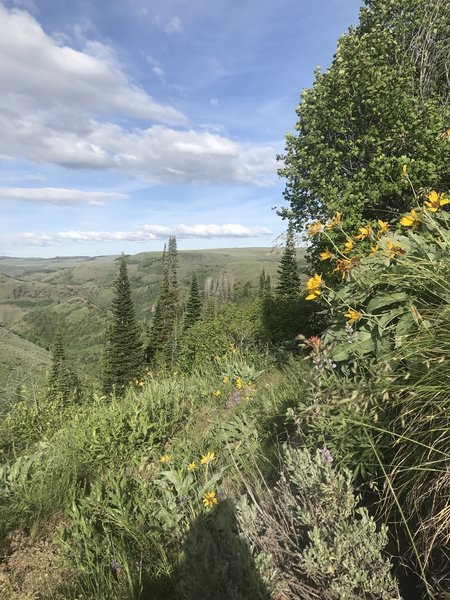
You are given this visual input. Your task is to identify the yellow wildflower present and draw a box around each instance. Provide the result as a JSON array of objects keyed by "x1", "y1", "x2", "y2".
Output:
[
  {"x1": 325, "y1": 212, "x2": 342, "y2": 230},
  {"x1": 203, "y1": 491, "x2": 218, "y2": 509},
  {"x1": 159, "y1": 455, "x2": 172, "y2": 464},
  {"x1": 424, "y1": 190, "x2": 450, "y2": 213},
  {"x1": 235, "y1": 377, "x2": 244, "y2": 390},
  {"x1": 377, "y1": 220, "x2": 389, "y2": 235},
  {"x1": 344, "y1": 307, "x2": 361, "y2": 325},
  {"x1": 307, "y1": 221, "x2": 324, "y2": 237},
  {"x1": 319, "y1": 248, "x2": 333, "y2": 261},
  {"x1": 187, "y1": 461, "x2": 197, "y2": 472},
  {"x1": 343, "y1": 239, "x2": 354, "y2": 254},
  {"x1": 355, "y1": 226, "x2": 372, "y2": 240},
  {"x1": 370, "y1": 244, "x2": 379, "y2": 255},
  {"x1": 386, "y1": 239, "x2": 406, "y2": 259},
  {"x1": 400, "y1": 209, "x2": 422, "y2": 228},
  {"x1": 402, "y1": 164, "x2": 408, "y2": 177},
  {"x1": 305, "y1": 273, "x2": 323, "y2": 301},
  {"x1": 200, "y1": 451, "x2": 216, "y2": 465},
  {"x1": 213, "y1": 389, "x2": 221, "y2": 397},
  {"x1": 222, "y1": 376, "x2": 229, "y2": 383}
]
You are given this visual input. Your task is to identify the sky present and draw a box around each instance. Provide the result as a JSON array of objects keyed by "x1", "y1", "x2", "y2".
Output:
[{"x1": 0, "y1": 0, "x2": 363, "y2": 257}]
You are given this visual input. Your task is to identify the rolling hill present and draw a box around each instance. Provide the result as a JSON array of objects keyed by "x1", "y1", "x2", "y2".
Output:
[{"x1": 0, "y1": 247, "x2": 305, "y2": 392}]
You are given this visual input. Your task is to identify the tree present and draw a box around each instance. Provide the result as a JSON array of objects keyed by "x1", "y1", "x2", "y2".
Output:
[
  {"x1": 146, "y1": 236, "x2": 180, "y2": 365},
  {"x1": 184, "y1": 271, "x2": 202, "y2": 331},
  {"x1": 279, "y1": 0, "x2": 449, "y2": 233},
  {"x1": 258, "y1": 270, "x2": 272, "y2": 299},
  {"x1": 276, "y1": 228, "x2": 300, "y2": 299},
  {"x1": 48, "y1": 327, "x2": 81, "y2": 403},
  {"x1": 103, "y1": 255, "x2": 143, "y2": 394}
]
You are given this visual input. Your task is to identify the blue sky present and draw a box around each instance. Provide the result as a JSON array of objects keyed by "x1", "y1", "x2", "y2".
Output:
[{"x1": 0, "y1": 0, "x2": 362, "y2": 257}]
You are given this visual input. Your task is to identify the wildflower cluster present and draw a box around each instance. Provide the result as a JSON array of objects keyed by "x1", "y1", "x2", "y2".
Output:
[
  {"x1": 304, "y1": 170, "x2": 449, "y2": 308},
  {"x1": 153, "y1": 450, "x2": 223, "y2": 513}
]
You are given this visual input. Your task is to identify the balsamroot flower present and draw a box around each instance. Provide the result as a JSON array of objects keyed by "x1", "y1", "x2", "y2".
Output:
[
  {"x1": 187, "y1": 461, "x2": 197, "y2": 471},
  {"x1": 325, "y1": 212, "x2": 342, "y2": 230},
  {"x1": 305, "y1": 273, "x2": 323, "y2": 300},
  {"x1": 159, "y1": 454, "x2": 172, "y2": 464},
  {"x1": 307, "y1": 221, "x2": 324, "y2": 237},
  {"x1": 344, "y1": 307, "x2": 362, "y2": 325},
  {"x1": 355, "y1": 226, "x2": 372, "y2": 240},
  {"x1": 203, "y1": 491, "x2": 218, "y2": 509},
  {"x1": 400, "y1": 209, "x2": 422, "y2": 228},
  {"x1": 402, "y1": 164, "x2": 408, "y2": 177},
  {"x1": 424, "y1": 190, "x2": 450, "y2": 212},
  {"x1": 343, "y1": 239, "x2": 354, "y2": 253},
  {"x1": 386, "y1": 239, "x2": 406, "y2": 259},
  {"x1": 377, "y1": 220, "x2": 389, "y2": 235},
  {"x1": 319, "y1": 248, "x2": 333, "y2": 261},
  {"x1": 200, "y1": 451, "x2": 216, "y2": 465}
]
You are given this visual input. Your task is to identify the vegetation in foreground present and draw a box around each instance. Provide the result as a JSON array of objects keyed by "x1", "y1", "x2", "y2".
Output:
[{"x1": 1, "y1": 0, "x2": 449, "y2": 598}]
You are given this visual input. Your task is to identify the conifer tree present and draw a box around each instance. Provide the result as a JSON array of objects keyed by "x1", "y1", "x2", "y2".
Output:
[
  {"x1": 48, "y1": 327, "x2": 81, "y2": 403},
  {"x1": 276, "y1": 228, "x2": 300, "y2": 298},
  {"x1": 146, "y1": 236, "x2": 180, "y2": 365},
  {"x1": 259, "y1": 270, "x2": 272, "y2": 299},
  {"x1": 103, "y1": 255, "x2": 143, "y2": 394},
  {"x1": 184, "y1": 271, "x2": 202, "y2": 331}
]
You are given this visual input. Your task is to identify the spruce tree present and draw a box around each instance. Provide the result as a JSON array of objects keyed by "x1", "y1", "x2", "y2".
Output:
[
  {"x1": 146, "y1": 236, "x2": 180, "y2": 365},
  {"x1": 276, "y1": 227, "x2": 300, "y2": 298},
  {"x1": 103, "y1": 255, "x2": 143, "y2": 394},
  {"x1": 259, "y1": 270, "x2": 272, "y2": 299},
  {"x1": 184, "y1": 271, "x2": 202, "y2": 331},
  {"x1": 48, "y1": 328, "x2": 81, "y2": 403}
]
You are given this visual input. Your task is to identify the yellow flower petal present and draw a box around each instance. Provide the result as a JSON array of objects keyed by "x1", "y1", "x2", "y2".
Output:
[
  {"x1": 343, "y1": 239, "x2": 354, "y2": 253},
  {"x1": 319, "y1": 248, "x2": 333, "y2": 261},
  {"x1": 343, "y1": 307, "x2": 361, "y2": 325}
]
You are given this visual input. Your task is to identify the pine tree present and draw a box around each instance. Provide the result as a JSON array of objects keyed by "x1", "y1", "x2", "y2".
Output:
[
  {"x1": 184, "y1": 271, "x2": 202, "y2": 331},
  {"x1": 103, "y1": 255, "x2": 143, "y2": 394},
  {"x1": 146, "y1": 236, "x2": 180, "y2": 365},
  {"x1": 48, "y1": 328, "x2": 81, "y2": 403},
  {"x1": 276, "y1": 227, "x2": 300, "y2": 298}
]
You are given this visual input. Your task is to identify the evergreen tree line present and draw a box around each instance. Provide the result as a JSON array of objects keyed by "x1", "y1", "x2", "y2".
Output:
[{"x1": 49, "y1": 232, "x2": 314, "y2": 398}]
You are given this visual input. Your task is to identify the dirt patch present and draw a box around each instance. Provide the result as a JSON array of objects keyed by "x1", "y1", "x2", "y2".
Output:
[{"x1": 0, "y1": 517, "x2": 72, "y2": 600}]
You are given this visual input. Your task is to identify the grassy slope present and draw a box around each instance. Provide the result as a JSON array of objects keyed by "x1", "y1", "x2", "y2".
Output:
[
  {"x1": 0, "y1": 248, "x2": 304, "y2": 383},
  {"x1": 0, "y1": 327, "x2": 51, "y2": 407}
]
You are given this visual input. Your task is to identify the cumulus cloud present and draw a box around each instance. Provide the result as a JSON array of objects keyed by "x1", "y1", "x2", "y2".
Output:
[
  {"x1": 0, "y1": 5, "x2": 185, "y2": 124},
  {"x1": 0, "y1": 5, "x2": 276, "y2": 186},
  {"x1": 0, "y1": 187, "x2": 127, "y2": 205},
  {"x1": 11, "y1": 224, "x2": 272, "y2": 246}
]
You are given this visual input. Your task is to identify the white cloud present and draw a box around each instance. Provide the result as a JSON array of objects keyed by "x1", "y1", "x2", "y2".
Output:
[
  {"x1": 0, "y1": 187, "x2": 127, "y2": 205},
  {"x1": 0, "y1": 4, "x2": 185, "y2": 124},
  {"x1": 164, "y1": 16, "x2": 182, "y2": 34},
  {"x1": 0, "y1": 5, "x2": 276, "y2": 186},
  {"x1": 10, "y1": 224, "x2": 272, "y2": 246}
]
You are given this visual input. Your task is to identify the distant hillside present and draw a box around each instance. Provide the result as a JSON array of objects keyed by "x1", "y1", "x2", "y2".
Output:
[
  {"x1": 0, "y1": 327, "x2": 51, "y2": 408},
  {"x1": 0, "y1": 247, "x2": 305, "y2": 382}
]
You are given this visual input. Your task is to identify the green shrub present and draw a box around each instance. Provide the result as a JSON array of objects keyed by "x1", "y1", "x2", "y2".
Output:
[{"x1": 237, "y1": 445, "x2": 400, "y2": 600}]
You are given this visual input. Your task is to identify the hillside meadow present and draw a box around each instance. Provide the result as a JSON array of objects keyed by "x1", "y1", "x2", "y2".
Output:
[{"x1": 0, "y1": 247, "x2": 291, "y2": 395}]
